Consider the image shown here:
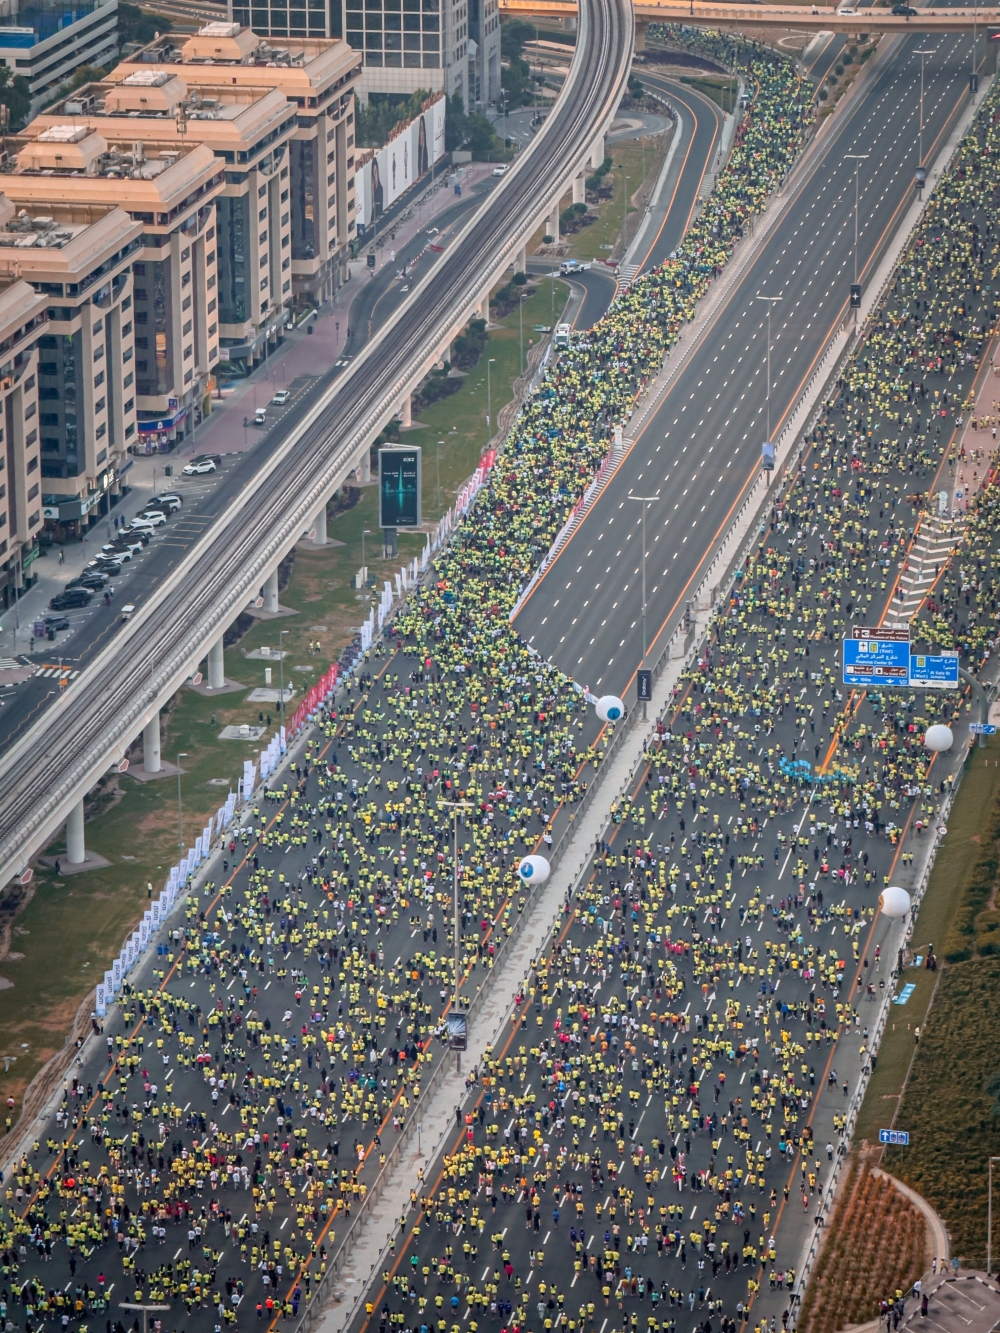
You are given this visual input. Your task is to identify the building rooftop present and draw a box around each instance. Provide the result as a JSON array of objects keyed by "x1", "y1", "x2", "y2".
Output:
[{"x1": 112, "y1": 23, "x2": 362, "y2": 102}]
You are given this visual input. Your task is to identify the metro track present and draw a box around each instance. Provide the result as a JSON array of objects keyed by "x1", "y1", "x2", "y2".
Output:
[{"x1": 0, "y1": 0, "x2": 634, "y2": 889}]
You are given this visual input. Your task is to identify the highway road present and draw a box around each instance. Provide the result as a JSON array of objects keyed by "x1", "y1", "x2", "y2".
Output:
[
  {"x1": 0, "y1": 0, "x2": 634, "y2": 890},
  {"x1": 530, "y1": 72, "x2": 724, "y2": 335},
  {"x1": 514, "y1": 27, "x2": 977, "y2": 698}
]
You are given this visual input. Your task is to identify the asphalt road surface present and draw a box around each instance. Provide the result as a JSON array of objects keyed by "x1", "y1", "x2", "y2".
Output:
[{"x1": 514, "y1": 31, "x2": 976, "y2": 700}]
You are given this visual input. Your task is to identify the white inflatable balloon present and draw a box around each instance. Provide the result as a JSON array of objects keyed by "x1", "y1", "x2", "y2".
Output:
[
  {"x1": 518, "y1": 855, "x2": 551, "y2": 885},
  {"x1": 879, "y1": 886, "x2": 911, "y2": 919},
  {"x1": 924, "y1": 724, "x2": 954, "y2": 752},
  {"x1": 596, "y1": 694, "x2": 625, "y2": 723}
]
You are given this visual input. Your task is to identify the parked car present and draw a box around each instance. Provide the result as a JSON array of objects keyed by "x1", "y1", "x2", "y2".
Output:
[
  {"x1": 148, "y1": 493, "x2": 183, "y2": 512},
  {"x1": 90, "y1": 558, "x2": 122, "y2": 575},
  {"x1": 183, "y1": 457, "x2": 217, "y2": 475},
  {"x1": 43, "y1": 614, "x2": 70, "y2": 631},
  {"x1": 66, "y1": 571, "x2": 108, "y2": 591},
  {"x1": 129, "y1": 516, "x2": 161, "y2": 533},
  {"x1": 271, "y1": 389, "x2": 291, "y2": 405},
  {"x1": 892, "y1": 5, "x2": 916, "y2": 13},
  {"x1": 50, "y1": 589, "x2": 92, "y2": 610},
  {"x1": 492, "y1": 164, "x2": 508, "y2": 177},
  {"x1": 135, "y1": 509, "x2": 168, "y2": 526},
  {"x1": 253, "y1": 407, "x2": 267, "y2": 426}
]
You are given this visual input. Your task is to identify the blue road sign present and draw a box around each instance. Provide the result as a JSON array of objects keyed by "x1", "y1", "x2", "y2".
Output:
[
  {"x1": 878, "y1": 1129, "x2": 910, "y2": 1145},
  {"x1": 970, "y1": 723, "x2": 998, "y2": 736},
  {"x1": 909, "y1": 651, "x2": 959, "y2": 690},
  {"x1": 843, "y1": 636, "x2": 909, "y2": 686},
  {"x1": 893, "y1": 983, "x2": 915, "y2": 1005}
]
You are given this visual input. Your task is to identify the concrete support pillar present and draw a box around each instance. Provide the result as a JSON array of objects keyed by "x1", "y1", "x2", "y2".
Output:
[
  {"x1": 590, "y1": 134, "x2": 605, "y2": 170},
  {"x1": 515, "y1": 246, "x2": 527, "y2": 275},
  {"x1": 360, "y1": 452, "x2": 372, "y2": 485},
  {"x1": 143, "y1": 711, "x2": 161, "y2": 773},
  {"x1": 400, "y1": 393, "x2": 412, "y2": 429},
  {"x1": 313, "y1": 503, "x2": 328, "y2": 547},
  {"x1": 208, "y1": 637, "x2": 225, "y2": 690},
  {"x1": 573, "y1": 172, "x2": 586, "y2": 205},
  {"x1": 546, "y1": 202, "x2": 560, "y2": 243},
  {"x1": 263, "y1": 568, "x2": 279, "y2": 615},
  {"x1": 66, "y1": 798, "x2": 85, "y2": 866},
  {"x1": 477, "y1": 291, "x2": 490, "y2": 324},
  {"x1": 634, "y1": 19, "x2": 647, "y2": 50}
]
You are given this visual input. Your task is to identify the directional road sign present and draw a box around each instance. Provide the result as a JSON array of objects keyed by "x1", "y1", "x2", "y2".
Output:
[
  {"x1": 843, "y1": 635, "x2": 909, "y2": 686},
  {"x1": 909, "y1": 651, "x2": 959, "y2": 689},
  {"x1": 878, "y1": 1129, "x2": 910, "y2": 1145},
  {"x1": 970, "y1": 723, "x2": 998, "y2": 735}
]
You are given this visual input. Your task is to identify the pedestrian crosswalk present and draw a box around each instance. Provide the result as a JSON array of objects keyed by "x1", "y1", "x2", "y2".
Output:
[
  {"x1": 34, "y1": 665, "x2": 79, "y2": 679},
  {"x1": 0, "y1": 657, "x2": 20, "y2": 670},
  {"x1": 616, "y1": 262, "x2": 641, "y2": 290},
  {"x1": 884, "y1": 513, "x2": 965, "y2": 629}
]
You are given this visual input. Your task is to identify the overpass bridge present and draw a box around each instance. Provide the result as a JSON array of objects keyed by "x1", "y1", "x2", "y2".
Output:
[{"x1": 500, "y1": 0, "x2": 999, "y2": 33}]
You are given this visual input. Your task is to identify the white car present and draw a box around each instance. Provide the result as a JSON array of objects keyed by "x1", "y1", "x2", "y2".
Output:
[
  {"x1": 560, "y1": 259, "x2": 586, "y2": 275},
  {"x1": 492, "y1": 164, "x2": 508, "y2": 177},
  {"x1": 136, "y1": 509, "x2": 168, "y2": 526},
  {"x1": 271, "y1": 389, "x2": 291, "y2": 405},
  {"x1": 129, "y1": 517, "x2": 158, "y2": 532},
  {"x1": 183, "y1": 458, "x2": 217, "y2": 476}
]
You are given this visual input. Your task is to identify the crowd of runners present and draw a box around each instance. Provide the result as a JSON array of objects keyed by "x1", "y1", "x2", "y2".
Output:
[{"x1": 0, "y1": 28, "x2": 997, "y2": 1333}]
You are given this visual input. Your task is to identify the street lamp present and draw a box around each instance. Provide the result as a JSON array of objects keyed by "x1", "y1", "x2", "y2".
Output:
[
  {"x1": 845, "y1": 153, "x2": 869, "y2": 324},
  {"x1": 756, "y1": 293, "x2": 783, "y2": 448},
  {"x1": 519, "y1": 293, "x2": 526, "y2": 377},
  {"x1": 988, "y1": 1156, "x2": 1000, "y2": 1273},
  {"x1": 628, "y1": 493, "x2": 660, "y2": 687},
  {"x1": 622, "y1": 174, "x2": 630, "y2": 242},
  {"x1": 914, "y1": 49, "x2": 935, "y2": 185},
  {"x1": 361, "y1": 527, "x2": 371, "y2": 583},
  {"x1": 436, "y1": 440, "x2": 442, "y2": 514},
  {"x1": 277, "y1": 628, "x2": 288, "y2": 731},
  {"x1": 438, "y1": 795, "x2": 475, "y2": 1072},
  {"x1": 176, "y1": 752, "x2": 188, "y2": 849},
  {"x1": 486, "y1": 357, "x2": 496, "y2": 443},
  {"x1": 120, "y1": 1302, "x2": 171, "y2": 1333}
]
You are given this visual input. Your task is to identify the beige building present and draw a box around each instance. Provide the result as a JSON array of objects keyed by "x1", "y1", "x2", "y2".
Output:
[
  {"x1": 0, "y1": 274, "x2": 48, "y2": 607},
  {"x1": 0, "y1": 197, "x2": 141, "y2": 534},
  {"x1": 112, "y1": 22, "x2": 362, "y2": 320},
  {"x1": 2, "y1": 131, "x2": 225, "y2": 450}
]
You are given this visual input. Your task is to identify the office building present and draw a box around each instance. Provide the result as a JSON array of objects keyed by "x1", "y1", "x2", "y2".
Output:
[
  {"x1": 0, "y1": 0, "x2": 118, "y2": 113},
  {"x1": 0, "y1": 272, "x2": 47, "y2": 606},
  {"x1": 3, "y1": 129, "x2": 225, "y2": 450},
  {"x1": 112, "y1": 23, "x2": 361, "y2": 312},
  {"x1": 0, "y1": 194, "x2": 140, "y2": 540},
  {"x1": 341, "y1": 0, "x2": 498, "y2": 111}
]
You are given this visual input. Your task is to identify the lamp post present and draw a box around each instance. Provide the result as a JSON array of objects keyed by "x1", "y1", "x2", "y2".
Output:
[
  {"x1": 120, "y1": 1302, "x2": 171, "y2": 1333},
  {"x1": 622, "y1": 174, "x2": 630, "y2": 242},
  {"x1": 628, "y1": 493, "x2": 660, "y2": 700},
  {"x1": 519, "y1": 293, "x2": 526, "y2": 377},
  {"x1": 361, "y1": 527, "x2": 371, "y2": 586},
  {"x1": 176, "y1": 752, "x2": 188, "y2": 849},
  {"x1": 845, "y1": 153, "x2": 869, "y2": 324},
  {"x1": 989, "y1": 1156, "x2": 1000, "y2": 1274},
  {"x1": 914, "y1": 49, "x2": 935, "y2": 185},
  {"x1": 486, "y1": 357, "x2": 496, "y2": 443},
  {"x1": 438, "y1": 795, "x2": 475, "y2": 1072},
  {"x1": 756, "y1": 293, "x2": 783, "y2": 448},
  {"x1": 972, "y1": 0, "x2": 980, "y2": 100},
  {"x1": 277, "y1": 628, "x2": 288, "y2": 731}
]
